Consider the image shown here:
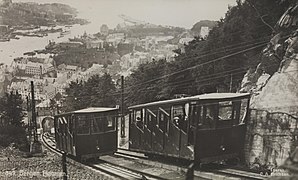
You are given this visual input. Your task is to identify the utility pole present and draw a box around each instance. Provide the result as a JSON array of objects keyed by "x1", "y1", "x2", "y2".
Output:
[
  {"x1": 27, "y1": 96, "x2": 31, "y2": 142},
  {"x1": 56, "y1": 104, "x2": 59, "y2": 115},
  {"x1": 62, "y1": 152, "x2": 67, "y2": 180},
  {"x1": 120, "y1": 75, "x2": 125, "y2": 138},
  {"x1": 31, "y1": 81, "x2": 38, "y2": 142},
  {"x1": 30, "y1": 81, "x2": 42, "y2": 153}
]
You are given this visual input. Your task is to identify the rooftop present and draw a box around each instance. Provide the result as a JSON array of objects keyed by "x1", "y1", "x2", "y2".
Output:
[
  {"x1": 65, "y1": 65, "x2": 78, "y2": 70},
  {"x1": 36, "y1": 99, "x2": 50, "y2": 108}
]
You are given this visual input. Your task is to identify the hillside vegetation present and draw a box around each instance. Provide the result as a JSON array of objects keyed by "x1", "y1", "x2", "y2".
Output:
[{"x1": 125, "y1": 0, "x2": 289, "y2": 106}]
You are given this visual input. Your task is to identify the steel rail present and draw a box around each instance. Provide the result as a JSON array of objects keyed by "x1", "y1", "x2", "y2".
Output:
[
  {"x1": 211, "y1": 168, "x2": 267, "y2": 180},
  {"x1": 117, "y1": 148, "x2": 267, "y2": 180},
  {"x1": 41, "y1": 134, "x2": 164, "y2": 179},
  {"x1": 97, "y1": 158, "x2": 167, "y2": 180}
]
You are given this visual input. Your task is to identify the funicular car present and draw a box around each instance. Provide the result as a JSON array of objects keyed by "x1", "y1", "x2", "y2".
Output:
[
  {"x1": 54, "y1": 107, "x2": 119, "y2": 160},
  {"x1": 128, "y1": 93, "x2": 250, "y2": 165}
]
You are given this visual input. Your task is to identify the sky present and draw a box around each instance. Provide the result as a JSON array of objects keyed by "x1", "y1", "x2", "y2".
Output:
[{"x1": 13, "y1": 0, "x2": 237, "y2": 29}]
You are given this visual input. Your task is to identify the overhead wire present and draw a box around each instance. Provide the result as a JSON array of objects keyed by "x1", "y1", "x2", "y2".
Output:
[
  {"x1": 68, "y1": 61, "x2": 285, "y2": 99},
  {"x1": 62, "y1": 66, "x2": 298, "y2": 115},
  {"x1": 67, "y1": 32, "x2": 276, "y2": 96},
  {"x1": 61, "y1": 24, "x2": 291, "y2": 103},
  {"x1": 179, "y1": 20, "x2": 277, "y2": 58},
  {"x1": 122, "y1": 62, "x2": 281, "y2": 97},
  {"x1": 123, "y1": 42, "x2": 268, "y2": 90},
  {"x1": 64, "y1": 38, "x2": 270, "y2": 99},
  {"x1": 122, "y1": 32, "x2": 291, "y2": 91},
  {"x1": 63, "y1": 46, "x2": 260, "y2": 99},
  {"x1": 63, "y1": 39, "x2": 272, "y2": 100}
]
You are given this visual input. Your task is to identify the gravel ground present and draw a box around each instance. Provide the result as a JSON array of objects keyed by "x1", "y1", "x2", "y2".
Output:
[{"x1": 0, "y1": 145, "x2": 115, "y2": 180}]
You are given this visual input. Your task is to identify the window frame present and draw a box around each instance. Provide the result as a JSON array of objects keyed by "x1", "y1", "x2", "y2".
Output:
[
  {"x1": 91, "y1": 114, "x2": 116, "y2": 134},
  {"x1": 158, "y1": 107, "x2": 170, "y2": 133},
  {"x1": 200, "y1": 102, "x2": 218, "y2": 129},
  {"x1": 76, "y1": 115, "x2": 91, "y2": 135},
  {"x1": 218, "y1": 101, "x2": 234, "y2": 121},
  {"x1": 134, "y1": 109, "x2": 144, "y2": 129},
  {"x1": 145, "y1": 108, "x2": 156, "y2": 131},
  {"x1": 171, "y1": 103, "x2": 186, "y2": 131},
  {"x1": 105, "y1": 116, "x2": 116, "y2": 132}
]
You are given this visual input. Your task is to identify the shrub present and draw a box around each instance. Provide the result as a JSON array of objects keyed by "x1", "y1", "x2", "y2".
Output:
[{"x1": 0, "y1": 125, "x2": 29, "y2": 152}]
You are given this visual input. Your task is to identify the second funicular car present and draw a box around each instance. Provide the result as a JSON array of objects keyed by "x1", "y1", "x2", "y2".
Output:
[{"x1": 54, "y1": 107, "x2": 119, "y2": 160}]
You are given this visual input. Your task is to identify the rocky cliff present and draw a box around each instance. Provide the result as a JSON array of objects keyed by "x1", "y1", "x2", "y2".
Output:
[
  {"x1": 241, "y1": 1, "x2": 298, "y2": 173},
  {"x1": 242, "y1": 2, "x2": 298, "y2": 115}
]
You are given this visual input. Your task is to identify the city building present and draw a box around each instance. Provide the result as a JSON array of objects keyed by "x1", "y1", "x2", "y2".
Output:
[
  {"x1": 0, "y1": 25, "x2": 9, "y2": 34},
  {"x1": 25, "y1": 62, "x2": 43, "y2": 76},
  {"x1": 55, "y1": 12, "x2": 74, "y2": 21},
  {"x1": 43, "y1": 84, "x2": 56, "y2": 100},
  {"x1": 100, "y1": 24, "x2": 109, "y2": 36},
  {"x1": 57, "y1": 64, "x2": 79, "y2": 73},
  {"x1": 36, "y1": 99, "x2": 52, "y2": 116},
  {"x1": 58, "y1": 42, "x2": 84, "y2": 49},
  {"x1": 106, "y1": 33, "x2": 125, "y2": 47},
  {"x1": 65, "y1": 65, "x2": 79, "y2": 72},
  {"x1": 86, "y1": 39, "x2": 104, "y2": 49},
  {"x1": 120, "y1": 51, "x2": 149, "y2": 70},
  {"x1": 200, "y1": 26, "x2": 210, "y2": 38}
]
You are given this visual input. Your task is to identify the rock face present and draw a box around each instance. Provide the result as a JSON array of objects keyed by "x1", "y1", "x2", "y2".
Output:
[
  {"x1": 251, "y1": 56, "x2": 298, "y2": 114},
  {"x1": 241, "y1": 2, "x2": 298, "y2": 171}
]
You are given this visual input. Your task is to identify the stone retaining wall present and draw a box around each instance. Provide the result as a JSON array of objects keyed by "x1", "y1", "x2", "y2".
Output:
[{"x1": 245, "y1": 109, "x2": 298, "y2": 168}]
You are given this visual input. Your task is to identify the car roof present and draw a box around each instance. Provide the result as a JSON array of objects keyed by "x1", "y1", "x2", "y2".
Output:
[
  {"x1": 55, "y1": 107, "x2": 118, "y2": 117},
  {"x1": 129, "y1": 93, "x2": 250, "y2": 109}
]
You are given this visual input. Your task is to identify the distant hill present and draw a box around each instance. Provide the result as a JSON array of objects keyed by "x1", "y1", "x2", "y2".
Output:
[
  {"x1": 0, "y1": 2, "x2": 85, "y2": 26},
  {"x1": 191, "y1": 20, "x2": 217, "y2": 37}
]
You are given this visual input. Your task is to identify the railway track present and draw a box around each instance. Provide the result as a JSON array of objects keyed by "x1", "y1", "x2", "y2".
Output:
[
  {"x1": 116, "y1": 148, "x2": 149, "y2": 160},
  {"x1": 42, "y1": 135, "x2": 267, "y2": 180},
  {"x1": 41, "y1": 133, "x2": 60, "y2": 154},
  {"x1": 116, "y1": 148, "x2": 267, "y2": 180},
  {"x1": 89, "y1": 159, "x2": 163, "y2": 180},
  {"x1": 210, "y1": 168, "x2": 267, "y2": 180},
  {"x1": 41, "y1": 134, "x2": 174, "y2": 179}
]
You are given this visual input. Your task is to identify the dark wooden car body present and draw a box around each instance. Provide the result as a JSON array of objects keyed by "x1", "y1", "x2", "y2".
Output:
[{"x1": 128, "y1": 93, "x2": 250, "y2": 164}]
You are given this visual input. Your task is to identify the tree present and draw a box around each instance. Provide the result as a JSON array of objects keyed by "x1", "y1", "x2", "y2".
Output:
[
  {"x1": 88, "y1": 73, "x2": 117, "y2": 107},
  {"x1": 0, "y1": 92, "x2": 29, "y2": 151},
  {"x1": 64, "y1": 73, "x2": 117, "y2": 111},
  {"x1": 49, "y1": 98, "x2": 57, "y2": 114},
  {"x1": 1, "y1": 91, "x2": 24, "y2": 126},
  {"x1": 125, "y1": 59, "x2": 169, "y2": 106},
  {"x1": 165, "y1": 0, "x2": 287, "y2": 94},
  {"x1": 0, "y1": 91, "x2": 28, "y2": 151}
]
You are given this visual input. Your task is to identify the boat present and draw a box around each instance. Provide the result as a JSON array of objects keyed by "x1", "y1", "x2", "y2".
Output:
[
  {"x1": 60, "y1": 30, "x2": 70, "y2": 36},
  {"x1": 34, "y1": 49, "x2": 46, "y2": 54},
  {"x1": 0, "y1": 38, "x2": 9, "y2": 42},
  {"x1": 23, "y1": 51, "x2": 36, "y2": 56}
]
